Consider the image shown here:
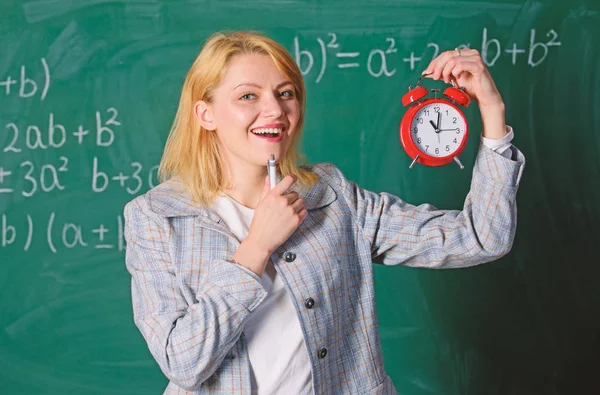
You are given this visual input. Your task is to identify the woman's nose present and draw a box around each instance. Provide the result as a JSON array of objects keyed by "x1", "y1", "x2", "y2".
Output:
[{"x1": 262, "y1": 94, "x2": 284, "y2": 118}]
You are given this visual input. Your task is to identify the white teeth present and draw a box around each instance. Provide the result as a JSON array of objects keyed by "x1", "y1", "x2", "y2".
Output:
[{"x1": 252, "y1": 127, "x2": 283, "y2": 135}]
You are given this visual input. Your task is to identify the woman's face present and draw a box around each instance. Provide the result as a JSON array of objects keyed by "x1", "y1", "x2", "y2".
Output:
[{"x1": 202, "y1": 53, "x2": 300, "y2": 172}]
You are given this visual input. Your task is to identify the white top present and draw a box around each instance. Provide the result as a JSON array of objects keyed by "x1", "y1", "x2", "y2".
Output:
[
  {"x1": 211, "y1": 196, "x2": 313, "y2": 395},
  {"x1": 207, "y1": 127, "x2": 514, "y2": 394},
  {"x1": 481, "y1": 126, "x2": 514, "y2": 158}
]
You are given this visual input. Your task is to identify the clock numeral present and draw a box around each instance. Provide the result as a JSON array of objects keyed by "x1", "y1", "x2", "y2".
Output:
[
  {"x1": 435, "y1": 148, "x2": 439, "y2": 154},
  {"x1": 416, "y1": 137, "x2": 422, "y2": 143},
  {"x1": 425, "y1": 145, "x2": 429, "y2": 152},
  {"x1": 453, "y1": 117, "x2": 457, "y2": 124},
  {"x1": 423, "y1": 110, "x2": 429, "y2": 116},
  {"x1": 434, "y1": 106, "x2": 440, "y2": 113},
  {"x1": 456, "y1": 128, "x2": 461, "y2": 134},
  {"x1": 453, "y1": 138, "x2": 458, "y2": 144},
  {"x1": 413, "y1": 127, "x2": 418, "y2": 133},
  {"x1": 446, "y1": 109, "x2": 450, "y2": 116},
  {"x1": 446, "y1": 145, "x2": 450, "y2": 152},
  {"x1": 417, "y1": 117, "x2": 424, "y2": 124}
]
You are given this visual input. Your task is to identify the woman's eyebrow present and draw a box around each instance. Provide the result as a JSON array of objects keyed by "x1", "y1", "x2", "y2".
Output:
[
  {"x1": 233, "y1": 81, "x2": 293, "y2": 90},
  {"x1": 275, "y1": 81, "x2": 294, "y2": 89},
  {"x1": 233, "y1": 82, "x2": 261, "y2": 90}
]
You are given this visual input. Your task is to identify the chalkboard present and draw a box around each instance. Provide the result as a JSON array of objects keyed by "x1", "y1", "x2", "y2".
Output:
[{"x1": 1, "y1": 0, "x2": 599, "y2": 394}]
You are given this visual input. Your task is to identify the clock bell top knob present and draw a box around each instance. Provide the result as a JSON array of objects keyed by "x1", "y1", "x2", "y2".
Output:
[{"x1": 401, "y1": 85, "x2": 428, "y2": 107}]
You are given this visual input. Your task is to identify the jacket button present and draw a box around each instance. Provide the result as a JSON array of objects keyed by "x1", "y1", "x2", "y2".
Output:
[
  {"x1": 304, "y1": 298, "x2": 315, "y2": 309},
  {"x1": 283, "y1": 251, "x2": 296, "y2": 262},
  {"x1": 317, "y1": 348, "x2": 328, "y2": 359}
]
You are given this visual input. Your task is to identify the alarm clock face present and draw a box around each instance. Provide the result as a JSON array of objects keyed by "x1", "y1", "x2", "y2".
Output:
[{"x1": 410, "y1": 102, "x2": 467, "y2": 157}]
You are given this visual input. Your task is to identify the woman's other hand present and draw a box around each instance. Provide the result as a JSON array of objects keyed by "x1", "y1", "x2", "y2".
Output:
[{"x1": 233, "y1": 175, "x2": 307, "y2": 276}]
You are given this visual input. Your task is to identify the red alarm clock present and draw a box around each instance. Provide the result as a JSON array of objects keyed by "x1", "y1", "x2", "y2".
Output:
[{"x1": 399, "y1": 73, "x2": 471, "y2": 169}]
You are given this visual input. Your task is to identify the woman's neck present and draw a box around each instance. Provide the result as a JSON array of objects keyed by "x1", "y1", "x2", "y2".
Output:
[{"x1": 221, "y1": 164, "x2": 267, "y2": 209}]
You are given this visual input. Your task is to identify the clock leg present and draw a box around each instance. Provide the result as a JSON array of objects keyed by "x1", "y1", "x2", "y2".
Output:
[
  {"x1": 453, "y1": 156, "x2": 464, "y2": 169},
  {"x1": 409, "y1": 154, "x2": 420, "y2": 169}
]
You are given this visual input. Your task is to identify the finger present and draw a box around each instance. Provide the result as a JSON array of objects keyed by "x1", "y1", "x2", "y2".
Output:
[
  {"x1": 283, "y1": 191, "x2": 299, "y2": 204},
  {"x1": 273, "y1": 174, "x2": 296, "y2": 195},
  {"x1": 455, "y1": 48, "x2": 478, "y2": 58},
  {"x1": 293, "y1": 206, "x2": 308, "y2": 226},
  {"x1": 423, "y1": 58, "x2": 436, "y2": 76},
  {"x1": 449, "y1": 58, "x2": 484, "y2": 82},
  {"x1": 444, "y1": 53, "x2": 487, "y2": 84},
  {"x1": 423, "y1": 62, "x2": 438, "y2": 78},
  {"x1": 423, "y1": 52, "x2": 445, "y2": 75},
  {"x1": 298, "y1": 208, "x2": 308, "y2": 222},
  {"x1": 449, "y1": 62, "x2": 465, "y2": 81},
  {"x1": 425, "y1": 48, "x2": 481, "y2": 80},
  {"x1": 291, "y1": 197, "x2": 305, "y2": 213},
  {"x1": 440, "y1": 57, "x2": 459, "y2": 83},
  {"x1": 423, "y1": 49, "x2": 455, "y2": 79},
  {"x1": 449, "y1": 59, "x2": 478, "y2": 86}
]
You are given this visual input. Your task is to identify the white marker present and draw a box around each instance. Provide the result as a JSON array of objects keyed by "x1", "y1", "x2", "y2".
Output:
[{"x1": 267, "y1": 154, "x2": 277, "y2": 190}]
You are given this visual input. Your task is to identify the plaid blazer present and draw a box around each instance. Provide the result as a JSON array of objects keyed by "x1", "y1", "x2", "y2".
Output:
[{"x1": 124, "y1": 144, "x2": 525, "y2": 394}]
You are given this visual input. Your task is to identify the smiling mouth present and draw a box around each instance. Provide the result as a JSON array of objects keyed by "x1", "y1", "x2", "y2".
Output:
[{"x1": 251, "y1": 127, "x2": 284, "y2": 138}]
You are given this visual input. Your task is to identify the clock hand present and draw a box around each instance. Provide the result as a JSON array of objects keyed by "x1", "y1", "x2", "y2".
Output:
[
  {"x1": 428, "y1": 119, "x2": 441, "y2": 143},
  {"x1": 439, "y1": 128, "x2": 461, "y2": 132},
  {"x1": 429, "y1": 119, "x2": 441, "y2": 143},
  {"x1": 436, "y1": 111, "x2": 442, "y2": 143}
]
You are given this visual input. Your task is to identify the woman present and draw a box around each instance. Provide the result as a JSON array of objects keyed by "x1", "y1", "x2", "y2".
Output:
[{"x1": 124, "y1": 31, "x2": 524, "y2": 394}]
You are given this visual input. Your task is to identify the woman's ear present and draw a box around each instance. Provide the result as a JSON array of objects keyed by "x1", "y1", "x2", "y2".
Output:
[{"x1": 194, "y1": 100, "x2": 216, "y2": 131}]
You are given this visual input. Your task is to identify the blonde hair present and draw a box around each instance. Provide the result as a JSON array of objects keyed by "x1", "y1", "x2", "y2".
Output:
[{"x1": 158, "y1": 31, "x2": 318, "y2": 206}]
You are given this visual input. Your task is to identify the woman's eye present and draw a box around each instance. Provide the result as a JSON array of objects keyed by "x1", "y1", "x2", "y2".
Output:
[
  {"x1": 240, "y1": 93, "x2": 256, "y2": 100},
  {"x1": 279, "y1": 90, "x2": 294, "y2": 98}
]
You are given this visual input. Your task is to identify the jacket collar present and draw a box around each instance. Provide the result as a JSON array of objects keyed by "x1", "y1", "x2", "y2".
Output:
[{"x1": 146, "y1": 173, "x2": 337, "y2": 221}]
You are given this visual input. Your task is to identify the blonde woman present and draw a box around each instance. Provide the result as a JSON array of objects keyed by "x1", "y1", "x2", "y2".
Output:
[{"x1": 124, "y1": 31, "x2": 524, "y2": 394}]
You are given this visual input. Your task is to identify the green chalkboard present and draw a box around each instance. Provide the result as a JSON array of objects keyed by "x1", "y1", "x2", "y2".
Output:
[{"x1": 1, "y1": 0, "x2": 599, "y2": 394}]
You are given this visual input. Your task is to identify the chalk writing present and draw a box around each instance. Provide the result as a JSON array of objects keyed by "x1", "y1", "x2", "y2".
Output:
[
  {"x1": 1, "y1": 213, "x2": 126, "y2": 253},
  {"x1": 294, "y1": 28, "x2": 562, "y2": 83},
  {"x1": 92, "y1": 159, "x2": 159, "y2": 194},
  {"x1": 2, "y1": 108, "x2": 121, "y2": 153},
  {"x1": 0, "y1": 58, "x2": 50, "y2": 101}
]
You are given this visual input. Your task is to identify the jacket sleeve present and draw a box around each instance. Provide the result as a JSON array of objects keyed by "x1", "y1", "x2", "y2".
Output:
[
  {"x1": 336, "y1": 144, "x2": 525, "y2": 268},
  {"x1": 124, "y1": 197, "x2": 267, "y2": 391}
]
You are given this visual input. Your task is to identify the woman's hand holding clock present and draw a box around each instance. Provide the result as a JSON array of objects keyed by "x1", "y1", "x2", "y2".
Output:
[{"x1": 423, "y1": 48, "x2": 507, "y2": 139}]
